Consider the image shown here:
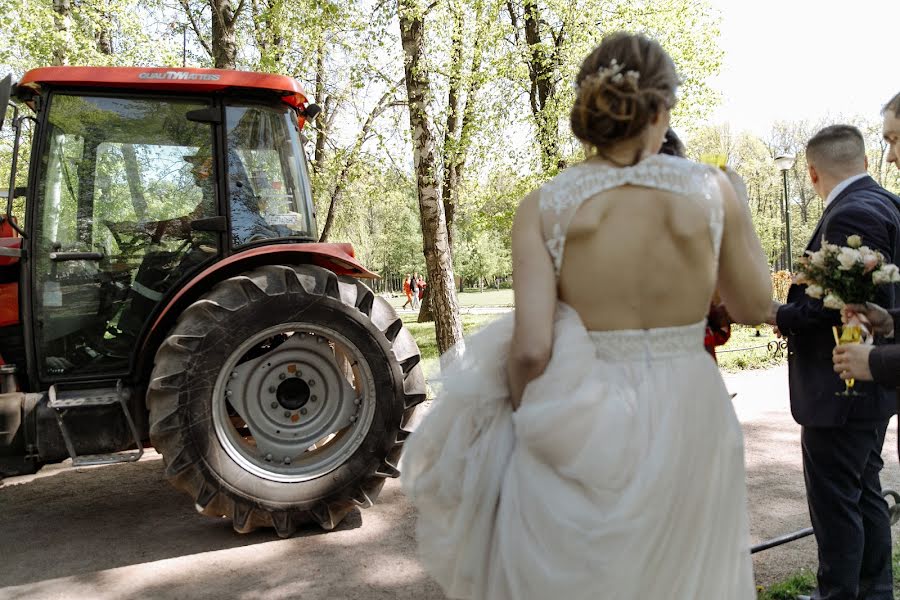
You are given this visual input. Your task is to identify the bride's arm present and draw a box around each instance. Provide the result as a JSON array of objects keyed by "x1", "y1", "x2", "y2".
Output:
[
  {"x1": 715, "y1": 170, "x2": 773, "y2": 325},
  {"x1": 508, "y1": 191, "x2": 556, "y2": 409}
]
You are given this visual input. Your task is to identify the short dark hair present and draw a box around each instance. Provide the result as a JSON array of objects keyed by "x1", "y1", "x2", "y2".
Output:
[
  {"x1": 884, "y1": 92, "x2": 900, "y2": 117},
  {"x1": 806, "y1": 125, "x2": 866, "y2": 171},
  {"x1": 659, "y1": 128, "x2": 685, "y2": 158}
]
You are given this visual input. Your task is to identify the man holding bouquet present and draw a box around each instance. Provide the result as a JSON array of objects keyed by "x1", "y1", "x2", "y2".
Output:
[
  {"x1": 833, "y1": 92, "x2": 900, "y2": 385},
  {"x1": 768, "y1": 124, "x2": 900, "y2": 600}
]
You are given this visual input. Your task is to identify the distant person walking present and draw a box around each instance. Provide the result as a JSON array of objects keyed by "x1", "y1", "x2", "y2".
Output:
[
  {"x1": 410, "y1": 273, "x2": 420, "y2": 309},
  {"x1": 417, "y1": 275, "x2": 426, "y2": 303},
  {"x1": 402, "y1": 274, "x2": 413, "y2": 309}
]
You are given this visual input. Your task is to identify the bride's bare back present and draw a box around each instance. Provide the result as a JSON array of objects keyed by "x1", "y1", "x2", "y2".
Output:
[
  {"x1": 559, "y1": 182, "x2": 716, "y2": 330},
  {"x1": 506, "y1": 155, "x2": 772, "y2": 402}
]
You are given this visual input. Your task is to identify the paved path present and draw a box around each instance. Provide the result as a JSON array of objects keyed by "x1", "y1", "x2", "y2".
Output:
[
  {"x1": 1, "y1": 365, "x2": 898, "y2": 598},
  {"x1": 727, "y1": 366, "x2": 900, "y2": 586}
]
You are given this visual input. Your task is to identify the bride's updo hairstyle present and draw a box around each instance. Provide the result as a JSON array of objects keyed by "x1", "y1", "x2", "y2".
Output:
[{"x1": 571, "y1": 32, "x2": 679, "y2": 158}]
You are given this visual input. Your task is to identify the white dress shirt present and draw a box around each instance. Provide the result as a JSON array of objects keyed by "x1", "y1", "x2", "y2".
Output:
[{"x1": 825, "y1": 173, "x2": 868, "y2": 207}]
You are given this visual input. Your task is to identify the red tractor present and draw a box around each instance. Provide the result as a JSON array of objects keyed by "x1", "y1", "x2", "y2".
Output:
[{"x1": 0, "y1": 67, "x2": 425, "y2": 535}]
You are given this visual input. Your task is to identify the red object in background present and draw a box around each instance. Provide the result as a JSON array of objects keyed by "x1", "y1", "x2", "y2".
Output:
[
  {"x1": 0, "y1": 282, "x2": 18, "y2": 328},
  {"x1": 19, "y1": 67, "x2": 309, "y2": 107},
  {"x1": 18, "y1": 66, "x2": 315, "y2": 128},
  {"x1": 0, "y1": 217, "x2": 21, "y2": 329},
  {"x1": 704, "y1": 303, "x2": 732, "y2": 362}
]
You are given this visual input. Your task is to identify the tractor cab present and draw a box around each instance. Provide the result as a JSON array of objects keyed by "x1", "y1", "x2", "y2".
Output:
[{"x1": 2, "y1": 68, "x2": 319, "y2": 384}]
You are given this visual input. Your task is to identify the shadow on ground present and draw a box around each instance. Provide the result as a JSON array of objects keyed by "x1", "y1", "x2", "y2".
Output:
[{"x1": 0, "y1": 456, "x2": 443, "y2": 600}]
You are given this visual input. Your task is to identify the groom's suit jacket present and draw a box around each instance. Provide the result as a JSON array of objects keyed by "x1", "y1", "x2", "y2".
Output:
[{"x1": 777, "y1": 175, "x2": 900, "y2": 427}]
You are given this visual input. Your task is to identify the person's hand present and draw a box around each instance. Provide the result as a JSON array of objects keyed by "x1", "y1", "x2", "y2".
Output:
[
  {"x1": 842, "y1": 303, "x2": 893, "y2": 337},
  {"x1": 766, "y1": 301, "x2": 782, "y2": 326},
  {"x1": 773, "y1": 325, "x2": 784, "y2": 339},
  {"x1": 833, "y1": 344, "x2": 875, "y2": 382}
]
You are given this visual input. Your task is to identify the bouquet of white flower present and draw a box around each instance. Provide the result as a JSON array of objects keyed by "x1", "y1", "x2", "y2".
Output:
[{"x1": 793, "y1": 234, "x2": 900, "y2": 310}]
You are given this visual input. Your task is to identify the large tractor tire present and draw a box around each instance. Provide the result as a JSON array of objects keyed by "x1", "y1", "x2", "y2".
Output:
[{"x1": 147, "y1": 264, "x2": 426, "y2": 536}]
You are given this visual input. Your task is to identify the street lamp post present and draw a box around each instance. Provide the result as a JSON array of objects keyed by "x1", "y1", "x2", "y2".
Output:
[{"x1": 775, "y1": 154, "x2": 796, "y2": 270}]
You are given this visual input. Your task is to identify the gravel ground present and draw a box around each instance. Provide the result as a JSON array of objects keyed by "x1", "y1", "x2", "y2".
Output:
[{"x1": 1, "y1": 364, "x2": 897, "y2": 599}]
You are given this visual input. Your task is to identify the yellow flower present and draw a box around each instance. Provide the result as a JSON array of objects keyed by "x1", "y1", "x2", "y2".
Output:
[{"x1": 847, "y1": 234, "x2": 863, "y2": 248}]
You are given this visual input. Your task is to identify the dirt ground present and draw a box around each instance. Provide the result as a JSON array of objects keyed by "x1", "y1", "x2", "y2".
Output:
[{"x1": 1, "y1": 364, "x2": 899, "y2": 599}]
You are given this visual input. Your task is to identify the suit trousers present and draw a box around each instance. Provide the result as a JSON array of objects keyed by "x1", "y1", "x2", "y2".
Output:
[{"x1": 802, "y1": 422, "x2": 893, "y2": 600}]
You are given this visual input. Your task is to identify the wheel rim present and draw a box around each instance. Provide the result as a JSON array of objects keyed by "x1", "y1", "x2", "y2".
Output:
[{"x1": 211, "y1": 322, "x2": 377, "y2": 483}]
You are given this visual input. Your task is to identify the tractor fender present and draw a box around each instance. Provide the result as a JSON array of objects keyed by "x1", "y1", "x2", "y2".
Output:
[{"x1": 136, "y1": 242, "x2": 377, "y2": 382}]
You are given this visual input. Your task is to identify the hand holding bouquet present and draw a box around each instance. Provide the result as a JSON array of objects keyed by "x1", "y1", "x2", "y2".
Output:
[
  {"x1": 793, "y1": 234, "x2": 900, "y2": 310},
  {"x1": 794, "y1": 234, "x2": 900, "y2": 395}
]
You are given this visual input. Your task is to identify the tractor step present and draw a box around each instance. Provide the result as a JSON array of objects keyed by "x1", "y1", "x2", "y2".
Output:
[
  {"x1": 0, "y1": 364, "x2": 16, "y2": 394},
  {"x1": 49, "y1": 382, "x2": 143, "y2": 467}
]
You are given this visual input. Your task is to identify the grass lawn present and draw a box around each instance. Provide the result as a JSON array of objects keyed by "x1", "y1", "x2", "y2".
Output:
[
  {"x1": 756, "y1": 570, "x2": 815, "y2": 600},
  {"x1": 403, "y1": 315, "x2": 785, "y2": 383},
  {"x1": 385, "y1": 288, "x2": 514, "y2": 310},
  {"x1": 716, "y1": 324, "x2": 786, "y2": 372},
  {"x1": 402, "y1": 313, "x2": 499, "y2": 380},
  {"x1": 756, "y1": 541, "x2": 900, "y2": 598}
]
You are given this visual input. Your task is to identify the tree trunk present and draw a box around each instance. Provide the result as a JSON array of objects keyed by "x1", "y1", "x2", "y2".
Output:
[
  {"x1": 250, "y1": 0, "x2": 284, "y2": 69},
  {"x1": 122, "y1": 145, "x2": 148, "y2": 220},
  {"x1": 398, "y1": 0, "x2": 463, "y2": 352},
  {"x1": 95, "y1": 0, "x2": 114, "y2": 57},
  {"x1": 211, "y1": 0, "x2": 239, "y2": 69},
  {"x1": 440, "y1": 4, "x2": 464, "y2": 253},
  {"x1": 52, "y1": 0, "x2": 72, "y2": 66},
  {"x1": 313, "y1": 40, "x2": 330, "y2": 173},
  {"x1": 509, "y1": 0, "x2": 562, "y2": 172}
]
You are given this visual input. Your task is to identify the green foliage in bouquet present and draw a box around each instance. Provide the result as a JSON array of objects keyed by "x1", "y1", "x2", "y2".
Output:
[{"x1": 793, "y1": 234, "x2": 900, "y2": 309}]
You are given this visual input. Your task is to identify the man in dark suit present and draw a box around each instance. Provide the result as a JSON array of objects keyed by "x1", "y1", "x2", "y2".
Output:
[
  {"x1": 833, "y1": 92, "x2": 900, "y2": 386},
  {"x1": 768, "y1": 124, "x2": 900, "y2": 600}
]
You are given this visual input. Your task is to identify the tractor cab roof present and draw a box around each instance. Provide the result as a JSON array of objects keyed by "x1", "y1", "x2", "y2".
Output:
[{"x1": 18, "y1": 66, "x2": 309, "y2": 109}]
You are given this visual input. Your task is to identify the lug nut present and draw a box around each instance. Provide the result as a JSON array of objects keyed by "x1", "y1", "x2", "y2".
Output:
[
  {"x1": 283, "y1": 411, "x2": 291, "y2": 418},
  {"x1": 279, "y1": 373, "x2": 286, "y2": 380},
  {"x1": 283, "y1": 457, "x2": 292, "y2": 465},
  {"x1": 225, "y1": 390, "x2": 233, "y2": 397},
  {"x1": 310, "y1": 395, "x2": 317, "y2": 402},
  {"x1": 230, "y1": 371, "x2": 237, "y2": 379},
  {"x1": 354, "y1": 398, "x2": 361, "y2": 405},
  {"x1": 350, "y1": 415, "x2": 357, "y2": 423},
  {"x1": 270, "y1": 401, "x2": 278, "y2": 409},
  {"x1": 268, "y1": 386, "x2": 276, "y2": 393},
  {"x1": 265, "y1": 453, "x2": 273, "y2": 462},
  {"x1": 308, "y1": 379, "x2": 316, "y2": 387},
  {"x1": 300, "y1": 408, "x2": 307, "y2": 415}
]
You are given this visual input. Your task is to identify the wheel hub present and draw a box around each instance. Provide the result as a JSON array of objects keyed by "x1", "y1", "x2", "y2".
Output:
[
  {"x1": 212, "y1": 325, "x2": 377, "y2": 483},
  {"x1": 276, "y1": 378, "x2": 310, "y2": 411}
]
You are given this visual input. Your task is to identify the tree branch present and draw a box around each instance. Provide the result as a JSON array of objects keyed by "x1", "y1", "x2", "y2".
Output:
[
  {"x1": 233, "y1": 0, "x2": 248, "y2": 20},
  {"x1": 181, "y1": 0, "x2": 212, "y2": 57}
]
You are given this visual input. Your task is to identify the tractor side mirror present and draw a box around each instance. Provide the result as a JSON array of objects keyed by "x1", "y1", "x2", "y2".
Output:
[
  {"x1": 0, "y1": 74, "x2": 12, "y2": 131},
  {"x1": 304, "y1": 103, "x2": 322, "y2": 122}
]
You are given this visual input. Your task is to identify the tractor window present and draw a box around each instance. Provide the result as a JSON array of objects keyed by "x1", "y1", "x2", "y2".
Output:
[
  {"x1": 225, "y1": 104, "x2": 314, "y2": 246},
  {"x1": 32, "y1": 94, "x2": 220, "y2": 380}
]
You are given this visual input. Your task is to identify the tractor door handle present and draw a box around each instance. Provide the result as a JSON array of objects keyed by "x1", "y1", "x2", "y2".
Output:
[{"x1": 49, "y1": 251, "x2": 104, "y2": 262}]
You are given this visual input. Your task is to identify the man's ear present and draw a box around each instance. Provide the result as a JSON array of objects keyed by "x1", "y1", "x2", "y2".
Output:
[
  {"x1": 864, "y1": 155, "x2": 869, "y2": 171},
  {"x1": 808, "y1": 164, "x2": 818, "y2": 184}
]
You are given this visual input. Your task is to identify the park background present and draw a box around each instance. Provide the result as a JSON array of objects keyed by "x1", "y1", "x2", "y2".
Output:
[{"x1": 1, "y1": 1, "x2": 899, "y2": 597}]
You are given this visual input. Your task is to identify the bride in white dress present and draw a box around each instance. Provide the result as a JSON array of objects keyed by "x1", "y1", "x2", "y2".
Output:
[{"x1": 400, "y1": 32, "x2": 772, "y2": 599}]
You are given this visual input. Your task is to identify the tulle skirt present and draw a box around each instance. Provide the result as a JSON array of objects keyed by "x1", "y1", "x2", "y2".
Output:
[{"x1": 400, "y1": 304, "x2": 755, "y2": 599}]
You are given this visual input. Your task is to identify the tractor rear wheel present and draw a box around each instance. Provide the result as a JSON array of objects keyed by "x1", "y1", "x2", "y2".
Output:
[{"x1": 147, "y1": 264, "x2": 426, "y2": 536}]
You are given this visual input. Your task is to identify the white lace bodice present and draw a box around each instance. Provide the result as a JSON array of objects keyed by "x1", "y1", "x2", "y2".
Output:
[{"x1": 538, "y1": 154, "x2": 724, "y2": 274}]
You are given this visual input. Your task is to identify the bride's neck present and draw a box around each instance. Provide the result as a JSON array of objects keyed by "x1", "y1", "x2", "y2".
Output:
[{"x1": 590, "y1": 137, "x2": 657, "y2": 167}]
